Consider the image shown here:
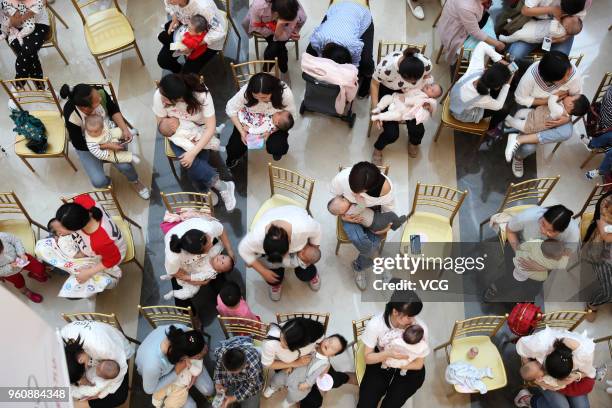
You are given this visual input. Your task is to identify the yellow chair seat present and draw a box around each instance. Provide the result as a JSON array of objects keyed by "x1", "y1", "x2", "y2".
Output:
[
  {"x1": 250, "y1": 195, "x2": 303, "y2": 230},
  {"x1": 84, "y1": 8, "x2": 134, "y2": 55},
  {"x1": 499, "y1": 205, "x2": 536, "y2": 243},
  {"x1": 337, "y1": 217, "x2": 350, "y2": 243},
  {"x1": 0, "y1": 220, "x2": 36, "y2": 254},
  {"x1": 113, "y1": 216, "x2": 135, "y2": 264},
  {"x1": 165, "y1": 138, "x2": 177, "y2": 159},
  {"x1": 442, "y1": 97, "x2": 490, "y2": 134},
  {"x1": 15, "y1": 110, "x2": 66, "y2": 156},
  {"x1": 402, "y1": 212, "x2": 453, "y2": 242},
  {"x1": 580, "y1": 212, "x2": 593, "y2": 242},
  {"x1": 449, "y1": 336, "x2": 507, "y2": 392},
  {"x1": 354, "y1": 339, "x2": 366, "y2": 385}
]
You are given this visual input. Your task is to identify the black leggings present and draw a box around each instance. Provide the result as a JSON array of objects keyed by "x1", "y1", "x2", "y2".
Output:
[
  {"x1": 374, "y1": 84, "x2": 425, "y2": 149},
  {"x1": 299, "y1": 366, "x2": 350, "y2": 408},
  {"x1": 268, "y1": 264, "x2": 317, "y2": 286},
  {"x1": 225, "y1": 125, "x2": 290, "y2": 164},
  {"x1": 10, "y1": 23, "x2": 50, "y2": 80},
  {"x1": 357, "y1": 363, "x2": 425, "y2": 408},
  {"x1": 264, "y1": 35, "x2": 289, "y2": 73},
  {"x1": 88, "y1": 369, "x2": 129, "y2": 408},
  {"x1": 157, "y1": 21, "x2": 218, "y2": 74}
]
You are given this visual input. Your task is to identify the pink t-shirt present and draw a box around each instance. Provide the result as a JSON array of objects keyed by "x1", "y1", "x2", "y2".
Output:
[{"x1": 216, "y1": 295, "x2": 260, "y2": 321}]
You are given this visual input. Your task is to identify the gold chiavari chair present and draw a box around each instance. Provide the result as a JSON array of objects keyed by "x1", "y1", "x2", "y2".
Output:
[
  {"x1": 534, "y1": 309, "x2": 592, "y2": 332},
  {"x1": 218, "y1": 316, "x2": 270, "y2": 344},
  {"x1": 574, "y1": 183, "x2": 612, "y2": 241},
  {"x1": 276, "y1": 312, "x2": 330, "y2": 334},
  {"x1": 579, "y1": 72, "x2": 612, "y2": 168},
  {"x1": 138, "y1": 305, "x2": 198, "y2": 330},
  {"x1": 62, "y1": 187, "x2": 143, "y2": 272},
  {"x1": 62, "y1": 311, "x2": 140, "y2": 344},
  {"x1": 400, "y1": 183, "x2": 468, "y2": 256},
  {"x1": 352, "y1": 316, "x2": 372, "y2": 385},
  {"x1": 230, "y1": 58, "x2": 279, "y2": 90},
  {"x1": 594, "y1": 334, "x2": 612, "y2": 360},
  {"x1": 434, "y1": 315, "x2": 508, "y2": 392},
  {"x1": 70, "y1": 0, "x2": 145, "y2": 79},
  {"x1": 161, "y1": 191, "x2": 215, "y2": 218},
  {"x1": 250, "y1": 164, "x2": 315, "y2": 229},
  {"x1": 220, "y1": 0, "x2": 241, "y2": 63},
  {"x1": 432, "y1": 0, "x2": 446, "y2": 28},
  {"x1": 0, "y1": 191, "x2": 47, "y2": 254},
  {"x1": 0, "y1": 78, "x2": 77, "y2": 173},
  {"x1": 367, "y1": 41, "x2": 427, "y2": 138},
  {"x1": 42, "y1": 6, "x2": 69, "y2": 64},
  {"x1": 152, "y1": 79, "x2": 180, "y2": 182},
  {"x1": 479, "y1": 176, "x2": 560, "y2": 250},
  {"x1": 336, "y1": 165, "x2": 389, "y2": 255}
]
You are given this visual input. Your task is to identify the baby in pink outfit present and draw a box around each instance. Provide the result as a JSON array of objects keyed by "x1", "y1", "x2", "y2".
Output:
[
  {"x1": 216, "y1": 281, "x2": 260, "y2": 321},
  {"x1": 371, "y1": 83, "x2": 443, "y2": 125},
  {"x1": 380, "y1": 324, "x2": 430, "y2": 375}
]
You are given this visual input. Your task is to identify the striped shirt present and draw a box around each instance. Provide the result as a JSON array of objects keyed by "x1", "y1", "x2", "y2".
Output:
[
  {"x1": 308, "y1": 1, "x2": 372, "y2": 66},
  {"x1": 514, "y1": 61, "x2": 582, "y2": 107},
  {"x1": 600, "y1": 88, "x2": 612, "y2": 130}
]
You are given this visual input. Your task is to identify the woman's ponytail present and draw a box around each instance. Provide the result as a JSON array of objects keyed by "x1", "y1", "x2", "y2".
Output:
[
  {"x1": 165, "y1": 325, "x2": 205, "y2": 364},
  {"x1": 402, "y1": 47, "x2": 418, "y2": 59},
  {"x1": 476, "y1": 80, "x2": 491, "y2": 95},
  {"x1": 169, "y1": 234, "x2": 182, "y2": 253},
  {"x1": 89, "y1": 206, "x2": 103, "y2": 222},
  {"x1": 59, "y1": 84, "x2": 72, "y2": 100}
]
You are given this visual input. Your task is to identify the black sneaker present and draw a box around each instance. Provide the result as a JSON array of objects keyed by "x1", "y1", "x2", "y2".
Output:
[{"x1": 272, "y1": 154, "x2": 282, "y2": 161}]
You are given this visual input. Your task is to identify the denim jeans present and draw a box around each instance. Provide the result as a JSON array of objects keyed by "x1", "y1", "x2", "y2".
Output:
[
  {"x1": 588, "y1": 131, "x2": 612, "y2": 148},
  {"x1": 170, "y1": 142, "x2": 218, "y2": 191},
  {"x1": 508, "y1": 35, "x2": 574, "y2": 61},
  {"x1": 342, "y1": 221, "x2": 381, "y2": 270},
  {"x1": 515, "y1": 123, "x2": 573, "y2": 160},
  {"x1": 531, "y1": 390, "x2": 590, "y2": 408},
  {"x1": 75, "y1": 149, "x2": 138, "y2": 188}
]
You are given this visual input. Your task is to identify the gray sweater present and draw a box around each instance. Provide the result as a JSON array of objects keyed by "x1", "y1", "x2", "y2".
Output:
[{"x1": 0, "y1": 232, "x2": 26, "y2": 277}]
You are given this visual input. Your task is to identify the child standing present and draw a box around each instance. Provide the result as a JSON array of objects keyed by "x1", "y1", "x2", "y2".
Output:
[
  {"x1": 216, "y1": 281, "x2": 260, "y2": 322},
  {"x1": 0, "y1": 231, "x2": 47, "y2": 302}
]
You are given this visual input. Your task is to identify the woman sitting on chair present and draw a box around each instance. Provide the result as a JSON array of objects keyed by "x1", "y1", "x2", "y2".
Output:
[
  {"x1": 60, "y1": 83, "x2": 150, "y2": 199},
  {"x1": 158, "y1": 0, "x2": 227, "y2": 74},
  {"x1": 242, "y1": 0, "x2": 307, "y2": 83}
]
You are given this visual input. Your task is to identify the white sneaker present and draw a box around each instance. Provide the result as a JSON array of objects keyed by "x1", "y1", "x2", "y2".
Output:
[
  {"x1": 585, "y1": 169, "x2": 600, "y2": 180},
  {"x1": 505, "y1": 133, "x2": 519, "y2": 162},
  {"x1": 407, "y1": 0, "x2": 425, "y2": 20},
  {"x1": 514, "y1": 389, "x2": 532, "y2": 408},
  {"x1": 263, "y1": 386, "x2": 277, "y2": 398},
  {"x1": 354, "y1": 269, "x2": 367, "y2": 291},
  {"x1": 512, "y1": 157, "x2": 524, "y2": 178},
  {"x1": 132, "y1": 154, "x2": 141, "y2": 165},
  {"x1": 309, "y1": 273, "x2": 321, "y2": 291},
  {"x1": 163, "y1": 290, "x2": 174, "y2": 300},
  {"x1": 133, "y1": 180, "x2": 151, "y2": 200},
  {"x1": 219, "y1": 181, "x2": 236, "y2": 212},
  {"x1": 269, "y1": 284, "x2": 282, "y2": 301}
]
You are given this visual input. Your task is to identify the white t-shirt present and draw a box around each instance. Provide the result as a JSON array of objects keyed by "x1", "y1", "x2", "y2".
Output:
[
  {"x1": 361, "y1": 313, "x2": 429, "y2": 351},
  {"x1": 260, "y1": 325, "x2": 323, "y2": 367},
  {"x1": 330, "y1": 167, "x2": 396, "y2": 212},
  {"x1": 514, "y1": 61, "x2": 583, "y2": 108},
  {"x1": 152, "y1": 89, "x2": 215, "y2": 125},
  {"x1": 524, "y1": 0, "x2": 587, "y2": 19},
  {"x1": 225, "y1": 82, "x2": 296, "y2": 118},
  {"x1": 238, "y1": 206, "x2": 321, "y2": 265},
  {"x1": 164, "y1": 217, "x2": 224, "y2": 276}
]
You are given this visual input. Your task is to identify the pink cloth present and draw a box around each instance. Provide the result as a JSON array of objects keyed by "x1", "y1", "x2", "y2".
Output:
[
  {"x1": 242, "y1": 0, "x2": 307, "y2": 41},
  {"x1": 216, "y1": 295, "x2": 260, "y2": 321},
  {"x1": 301, "y1": 52, "x2": 359, "y2": 115},
  {"x1": 160, "y1": 210, "x2": 218, "y2": 235},
  {"x1": 436, "y1": 0, "x2": 487, "y2": 63}
]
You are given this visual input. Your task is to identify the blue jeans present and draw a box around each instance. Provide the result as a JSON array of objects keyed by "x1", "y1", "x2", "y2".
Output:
[
  {"x1": 532, "y1": 390, "x2": 590, "y2": 408},
  {"x1": 515, "y1": 123, "x2": 573, "y2": 160},
  {"x1": 508, "y1": 36, "x2": 575, "y2": 61},
  {"x1": 588, "y1": 131, "x2": 612, "y2": 148},
  {"x1": 342, "y1": 221, "x2": 381, "y2": 270},
  {"x1": 76, "y1": 149, "x2": 138, "y2": 188},
  {"x1": 170, "y1": 142, "x2": 218, "y2": 191}
]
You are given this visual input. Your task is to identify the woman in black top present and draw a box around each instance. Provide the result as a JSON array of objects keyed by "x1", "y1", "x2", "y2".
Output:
[{"x1": 60, "y1": 84, "x2": 150, "y2": 199}]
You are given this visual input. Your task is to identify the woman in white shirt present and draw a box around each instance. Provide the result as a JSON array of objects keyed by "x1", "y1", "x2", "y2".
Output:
[
  {"x1": 260, "y1": 317, "x2": 325, "y2": 370},
  {"x1": 449, "y1": 42, "x2": 514, "y2": 132},
  {"x1": 238, "y1": 205, "x2": 321, "y2": 301},
  {"x1": 225, "y1": 73, "x2": 296, "y2": 167},
  {"x1": 357, "y1": 295, "x2": 427, "y2": 408},
  {"x1": 154, "y1": 73, "x2": 236, "y2": 211},
  {"x1": 330, "y1": 162, "x2": 395, "y2": 290},
  {"x1": 157, "y1": 0, "x2": 227, "y2": 74},
  {"x1": 164, "y1": 216, "x2": 235, "y2": 314}
]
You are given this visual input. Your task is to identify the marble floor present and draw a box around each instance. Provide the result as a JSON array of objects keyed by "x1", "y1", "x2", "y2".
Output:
[{"x1": 1, "y1": 0, "x2": 611, "y2": 407}]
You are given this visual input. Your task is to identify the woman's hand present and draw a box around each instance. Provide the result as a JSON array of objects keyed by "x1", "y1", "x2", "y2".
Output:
[
  {"x1": 19, "y1": 254, "x2": 28, "y2": 263},
  {"x1": 294, "y1": 354, "x2": 312, "y2": 367},
  {"x1": 552, "y1": 34, "x2": 570, "y2": 44},
  {"x1": 179, "y1": 150, "x2": 197, "y2": 168},
  {"x1": 260, "y1": 268, "x2": 281, "y2": 285},
  {"x1": 555, "y1": 90, "x2": 569, "y2": 99},
  {"x1": 298, "y1": 382, "x2": 310, "y2": 392},
  {"x1": 121, "y1": 127, "x2": 133, "y2": 143},
  {"x1": 549, "y1": 6, "x2": 563, "y2": 21},
  {"x1": 174, "y1": 270, "x2": 190, "y2": 281},
  {"x1": 75, "y1": 266, "x2": 98, "y2": 284},
  {"x1": 384, "y1": 349, "x2": 408, "y2": 360},
  {"x1": 517, "y1": 258, "x2": 548, "y2": 272},
  {"x1": 341, "y1": 213, "x2": 365, "y2": 225},
  {"x1": 373, "y1": 223, "x2": 393, "y2": 235},
  {"x1": 545, "y1": 115, "x2": 570, "y2": 128},
  {"x1": 168, "y1": 16, "x2": 180, "y2": 34},
  {"x1": 494, "y1": 40, "x2": 506, "y2": 52},
  {"x1": 239, "y1": 126, "x2": 248, "y2": 145}
]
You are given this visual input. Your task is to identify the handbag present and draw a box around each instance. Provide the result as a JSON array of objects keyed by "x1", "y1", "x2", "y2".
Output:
[
  {"x1": 507, "y1": 303, "x2": 541, "y2": 337},
  {"x1": 9, "y1": 109, "x2": 47, "y2": 154}
]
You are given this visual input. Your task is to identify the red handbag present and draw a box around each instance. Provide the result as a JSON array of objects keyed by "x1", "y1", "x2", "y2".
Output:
[{"x1": 507, "y1": 303, "x2": 542, "y2": 336}]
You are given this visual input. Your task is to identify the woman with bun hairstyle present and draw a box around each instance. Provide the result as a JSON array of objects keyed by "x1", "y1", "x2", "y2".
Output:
[
  {"x1": 370, "y1": 47, "x2": 435, "y2": 163},
  {"x1": 163, "y1": 216, "x2": 234, "y2": 313},
  {"x1": 136, "y1": 324, "x2": 214, "y2": 407},
  {"x1": 36, "y1": 194, "x2": 127, "y2": 297},
  {"x1": 60, "y1": 83, "x2": 149, "y2": 199},
  {"x1": 514, "y1": 328, "x2": 595, "y2": 408},
  {"x1": 449, "y1": 42, "x2": 514, "y2": 134}
]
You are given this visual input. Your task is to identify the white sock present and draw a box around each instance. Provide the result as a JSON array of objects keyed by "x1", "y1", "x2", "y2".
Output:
[
  {"x1": 159, "y1": 274, "x2": 171, "y2": 281},
  {"x1": 213, "y1": 179, "x2": 227, "y2": 191},
  {"x1": 163, "y1": 290, "x2": 174, "y2": 300}
]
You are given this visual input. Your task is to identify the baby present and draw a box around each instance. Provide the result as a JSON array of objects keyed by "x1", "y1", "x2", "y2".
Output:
[
  {"x1": 158, "y1": 117, "x2": 224, "y2": 152},
  {"x1": 238, "y1": 108, "x2": 294, "y2": 149},
  {"x1": 371, "y1": 83, "x2": 443, "y2": 125},
  {"x1": 505, "y1": 94, "x2": 590, "y2": 134},
  {"x1": 161, "y1": 242, "x2": 234, "y2": 300},
  {"x1": 47, "y1": 218, "x2": 84, "y2": 259},
  {"x1": 84, "y1": 115, "x2": 140, "y2": 164},
  {"x1": 77, "y1": 359, "x2": 120, "y2": 391},
  {"x1": 0, "y1": 0, "x2": 45, "y2": 45},
  {"x1": 216, "y1": 281, "x2": 260, "y2": 321},
  {"x1": 284, "y1": 243, "x2": 321, "y2": 270},
  {"x1": 520, "y1": 360, "x2": 565, "y2": 390},
  {"x1": 152, "y1": 349, "x2": 205, "y2": 408},
  {"x1": 327, "y1": 196, "x2": 407, "y2": 232},
  {"x1": 170, "y1": 14, "x2": 209, "y2": 60},
  {"x1": 265, "y1": 335, "x2": 348, "y2": 406},
  {"x1": 499, "y1": 15, "x2": 583, "y2": 44},
  {"x1": 513, "y1": 239, "x2": 571, "y2": 282},
  {"x1": 380, "y1": 324, "x2": 430, "y2": 375}
]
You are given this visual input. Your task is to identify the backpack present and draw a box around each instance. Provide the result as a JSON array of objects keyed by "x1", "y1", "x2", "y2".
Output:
[
  {"x1": 507, "y1": 303, "x2": 541, "y2": 336},
  {"x1": 495, "y1": 0, "x2": 532, "y2": 36},
  {"x1": 9, "y1": 109, "x2": 47, "y2": 154}
]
